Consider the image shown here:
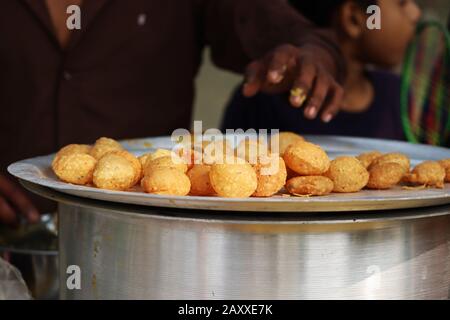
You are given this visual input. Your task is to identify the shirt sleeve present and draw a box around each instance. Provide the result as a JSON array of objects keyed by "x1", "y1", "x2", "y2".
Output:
[{"x1": 198, "y1": 0, "x2": 345, "y2": 81}]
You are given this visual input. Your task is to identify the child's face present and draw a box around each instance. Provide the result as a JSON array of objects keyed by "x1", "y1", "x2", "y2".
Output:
[{"x1": 360, "y1": 0, "x2": 422, "y2": 68}]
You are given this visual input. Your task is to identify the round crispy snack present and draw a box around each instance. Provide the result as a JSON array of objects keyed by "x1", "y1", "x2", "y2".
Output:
[
  {"x1": 187, "y1": 164, "x2": 215, "y2": 196},
  {"x1": 93, "y1": 153, "x2": 137, "y2": 191},
  {"x1": 53, "y1": 153, "x2": 97, "y2": 185},
  {"x1": 325, "y1": 156, "x2": 369, "y2": 193},
  {"x1": 366, "y1": 162, "x2": 404, "y2": 190},
  {"x1": 270, "y1": 132, "x2": 305, "y2": 155},
  {"x1": 209, "y1": 158, "x2": 257, "y2": 198},
  {"x1": 141, "y1": 168, "x2": 191, "y2": 196},
  {"x1": 283, "y1": 141, "x2": 330, "y2": 175},
  {"x1": 357, "y1": 151, "x2": 383, "y2": 169},
  {"x1": 252, "y1": 155, "x2": 287, "y2": 197},
  {"x1": 404, "y1": 161, "x2": 445, "y2": 188},
  {"x1": 90, "y1": 137, "x2": 123, "y2": 160}
]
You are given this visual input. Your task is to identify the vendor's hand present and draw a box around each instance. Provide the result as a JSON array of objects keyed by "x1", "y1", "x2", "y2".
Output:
[
  {"x1": 243, "y1": 44, "x2": 344, "y2": 123},
  {"x1": 0, "y1": 174, "x2": 39, "y2": 225}
]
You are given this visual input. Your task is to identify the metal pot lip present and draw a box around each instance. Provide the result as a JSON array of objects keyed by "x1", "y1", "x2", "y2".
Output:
[
  {"x1": 22, "y1": 179, "x2": 450, "y2": 224},
  {"x1": 0, "y1": 246, "x2": 58, "y2": 256}
]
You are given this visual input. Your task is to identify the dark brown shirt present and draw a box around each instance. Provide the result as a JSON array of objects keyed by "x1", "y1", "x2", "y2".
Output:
[{"x1": 1, "y1": 0, "x2": 342, "y2": 212}]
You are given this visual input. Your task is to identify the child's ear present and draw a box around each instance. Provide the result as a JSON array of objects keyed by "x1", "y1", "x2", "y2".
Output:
[{"x1": 338, "y1": 1, "x2": 367, "y2": 39}]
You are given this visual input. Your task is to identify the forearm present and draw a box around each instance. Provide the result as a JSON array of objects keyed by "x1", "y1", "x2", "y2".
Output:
[{"x1": 202, "y1": 0, "x2": 345, "y2": 81}]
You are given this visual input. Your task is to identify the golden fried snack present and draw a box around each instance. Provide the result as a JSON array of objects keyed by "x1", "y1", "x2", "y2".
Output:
[
  {"x1": 105, "y1": 150, "x2": 142, "y2": 185},
  {"x1": 202, "y1": 139, "x2": 233, "y2": 165},
  {"x1": 93, "y1": 153, "x2": 138, "y2": 191},
  {"x1": 52, "y1": 153, "x2": 97, "y2": 185},
  {"x1": 404, "y1": 161, "x2": 445, "y2": 188},
  {"x1": 147, "y1": 149, "x2": 173, "y2": 162},
  {"x1": 141, "y1": 168, "x2": 191, "y2": 196},
  {"x1": 209, "y1": 158, "x2": 257, "y2": 198},
  {"x1": 186, "y1": 164, "x2": 215, "y2": 196},
  {"x1": 270, "y1": 132, "x2": 305, "y2": 155},
  {"x1": 252, "y1": 155, "x2": 287, "y2": 197},
  {"x1": 144, "y1": 155, "x2": 188, "y2": 175},
  {"x1": 235, "y1": 138, "x2": 268, "y2": 164},
  {"x1": 138, "y1": 153, "x2": 151, "y2": 168},
  {"x1": 52, "y1": 144, "x2": 92, "y2": 168},
  {"x1": 438, "y1": 159, "x2": 450, "y2": 182},
  {"x1": 357, "y1": 151, "x2": 383, "y2": 169},
  {"x1": 370, "y1": 153, "x2": 410, "y2": 174},
  {"x1": 366, "y1": 162, "x2": 404, "y2": 190},
  {"x1": 286, "y1": 176, "x2": 334, "y2": 196},
  {"x1": 324, "y1": 156, "x2": 369, "y2": 193},
  {"x1": 90, "y1": 137, "x2": 123, "y2": 160},
  {"x1": 283, "y1": 141, "x2": 330, "y2": 175}
]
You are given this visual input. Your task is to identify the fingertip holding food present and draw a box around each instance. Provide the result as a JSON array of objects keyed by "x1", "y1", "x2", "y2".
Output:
[
  {"x1": 53, "y1": 153, "x2": 97, "y2": 185},
  {"x1": 90, "y1": 137, "x2": 123, "y2": 160},
  {"x1": 286, "y1": 176, "x2": 334, "y2": 196},
  {"x1": 290, "y1": 88, "x2": 307, "y2": 107},
  {"x1": 142, "y1": 168, "x2": 191, "y2": 196},
  {"x1": 324, "y1": 156, "x2": 369, "y2": 193},
  {"x1": 187, "y1": 164, "x2": 215, "y2": 196},
  {"x1": 252, "y1": 155, "x2": 287, "y2": 197},
  {"x1": 366, "y1": 162, "x2": 404, "y2": 190},
  {"x1": 404, "y1": 161, "x2": 445, "y2": 188},
  {"x1": 283, "y1": 141, "x2": 330, "y2": 175},
  {"x1": 209, "y1": 159, "x2": 258, "y2": 198}
]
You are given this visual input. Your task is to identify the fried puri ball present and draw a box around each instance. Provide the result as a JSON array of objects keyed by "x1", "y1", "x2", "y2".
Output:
[
  {"x1": 286, "y1": 176, "x2": 334, "y2": 196},
  {"x1": 235, "y1": 138, "x2": 268, "y2": 164},
  {"x1": 202, "y1": 139, "x2": 233, "y2": 165},
  {"x1": 148, "y1": 149, "x2": 173, "y2": 162},
  {"x1": 209, "y1": 158, "x2": 258, "y2": 198},
  {"x1": 270, "y1": 132, "x2": 305, "y2": 155},
  {"x1": 252, "y1": 155, "x2": 287, "y2": 197},
  {"x1": 357, "y1": 151, "x2": 383, "y2": 169},
  {"x1": 370, "y1": 153, "x2": 410, "y2": 174},
  {"x1": 52, "y1": 144, "x2": 92, "y2": 168},
  {"x1": 90, "y1": 137, "x2": 123, "y2": 160},
  {"x1": 404, "y1": 161, "x2": 445, "y2": 188},
  {"x1": 93, "y1": 152, "x2": 138, "y2": 191},
  {"x1": 141, "y1": 168, "x2": 191, "y2": 196},
  {"x1": 144, "y1": 155, "x2": 188, "y2": 175},
  {"x1": 438, "y1": 159, "x2": 450, "y2": 182},
  {"x1": 138, "y1": 153, "x2": 151, "y2": 168},
  {"x1": 366, "y1": 162, "x2": 404, "y2": 190},
  {"x1": 105, "y1": 150, "x2": 142, "y2": 185},
  {"x1": 187, "y1": 164, "x2": 215, "y2": 196},
  {"x1": 324, "y1": 156, "x2": 369, "y2": 193},
  {"x1": 52, "y1": 153, "x2": 97, "y2": 185},
  {"x1": 283, "y1": 141, "x2": 330, "y2": 175}
]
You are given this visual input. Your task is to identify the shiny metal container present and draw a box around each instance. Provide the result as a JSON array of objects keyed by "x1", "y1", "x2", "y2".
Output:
[
  {"x1": 24, "y1": 182, "x2": 450, "y2": 300},
  {"x1": 0, "y1": 214, "x2": 59, "y2": 300}
]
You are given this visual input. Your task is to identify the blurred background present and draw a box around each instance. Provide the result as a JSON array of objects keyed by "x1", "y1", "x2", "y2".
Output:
[{"x1": 193, "y1": 0, "x2": 450, "y2": 129}]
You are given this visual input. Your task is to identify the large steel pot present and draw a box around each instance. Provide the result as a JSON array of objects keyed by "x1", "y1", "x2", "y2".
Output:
[
  {"x1": 0, "y1": 214, "x2": 59, "y2": 300},
  {"x1": 24, "y1": 182, "x2": 450, "y2": 300}
]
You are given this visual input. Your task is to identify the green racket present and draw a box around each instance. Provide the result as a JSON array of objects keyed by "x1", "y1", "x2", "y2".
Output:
[{"x1": 401, "y1": 20, "x2": 450, "y2": 146}]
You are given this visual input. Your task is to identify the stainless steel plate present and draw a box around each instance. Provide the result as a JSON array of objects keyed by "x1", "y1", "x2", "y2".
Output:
[{"x1": 8, "y1": 135, "x2": 450, "y2": 212}]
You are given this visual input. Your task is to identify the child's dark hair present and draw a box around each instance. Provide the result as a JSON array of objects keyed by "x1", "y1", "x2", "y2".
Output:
[{"x1": 289, "y1": 0, "x2": 377, "y2": 28}]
